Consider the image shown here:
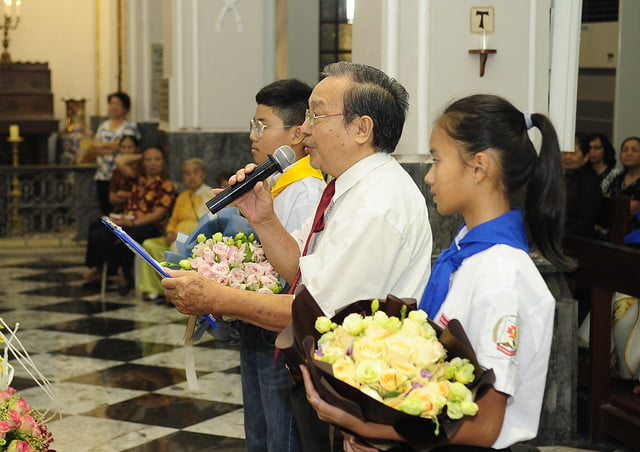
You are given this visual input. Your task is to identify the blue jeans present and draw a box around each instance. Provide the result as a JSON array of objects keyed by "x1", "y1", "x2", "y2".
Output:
[{"x1": 239, "y1": 322, "x2": 301, "y2": 452}]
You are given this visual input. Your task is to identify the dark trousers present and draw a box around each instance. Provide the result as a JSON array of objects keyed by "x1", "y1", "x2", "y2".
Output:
[
  {"x1": 290, "y1": 379, "x2": 344, "y2": 452},
  {"x1": 85, "y1": 221, "x2": 161, "y2": 278},
  {"x1": 96, "y1": 180, "x2": 112, "y2": 216}
]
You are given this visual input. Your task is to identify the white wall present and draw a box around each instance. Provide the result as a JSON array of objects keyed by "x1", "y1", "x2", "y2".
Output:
[
  {"x1": 614, "y1": 0, "x2": 640, "y2": 150},
  {"x1": 353, "y1": 0, "x2": 581, "y2": 158},
  {"x1": 156, "y1": 0, "x2": 276, "y2": 132},
  {"x1": 9, "y1": 0, "x2": 120, "y2": 122}
]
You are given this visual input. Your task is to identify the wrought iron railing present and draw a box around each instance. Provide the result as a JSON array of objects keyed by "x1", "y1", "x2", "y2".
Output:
[{"x1": 0, "y1": 165, "x2": 99, "y2": 239}]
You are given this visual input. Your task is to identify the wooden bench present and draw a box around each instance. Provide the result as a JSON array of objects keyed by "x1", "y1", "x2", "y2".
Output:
[
  {"x1": 598, "y1": 195, "x2": 631, "y2": 244},
  {"x1": 563, "y1": 234, "x2": 640, "y2": 450}
]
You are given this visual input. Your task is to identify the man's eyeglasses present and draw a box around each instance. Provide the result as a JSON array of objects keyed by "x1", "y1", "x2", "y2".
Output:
[
  {"x1": 249, "y1": 118, "x2": 292, "y2": 138},
  {"x1": 305, "y1": 109, "x2": 345, "y2": 126}
]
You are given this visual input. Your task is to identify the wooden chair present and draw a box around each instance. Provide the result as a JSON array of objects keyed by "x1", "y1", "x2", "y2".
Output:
[{"x1": 563, "y1": 234, "x2": 640, "y2": 450}]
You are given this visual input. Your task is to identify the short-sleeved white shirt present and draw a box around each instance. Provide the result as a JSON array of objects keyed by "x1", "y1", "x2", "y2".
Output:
[
  {"x1": 292, "y1": 152, "x2": 433, "y2": 316},
  {"x1": 433, "y1": 230, "x2": 555, "y2": 449}
]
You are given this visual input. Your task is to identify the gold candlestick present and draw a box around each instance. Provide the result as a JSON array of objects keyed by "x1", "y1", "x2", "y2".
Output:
[
  {"x1": 7, "y1": 135, "x2": 22, "y2": 234},
  {"x1": 1, "y1": 6, "x2": 21, "y2": 64}
]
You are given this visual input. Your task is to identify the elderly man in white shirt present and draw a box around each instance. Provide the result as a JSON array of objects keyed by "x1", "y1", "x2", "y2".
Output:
[{"x1": 162, "y1": 62, "x2": 433, "y2": 452}]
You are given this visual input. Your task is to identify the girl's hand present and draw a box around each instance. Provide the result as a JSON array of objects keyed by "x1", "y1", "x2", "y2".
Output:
[
  {"x1": 299, "y1": 365, "x2": 402, "y2": 443},
  {"x1": 343, "y1": 433, "x2": 380, "y2": 452}
]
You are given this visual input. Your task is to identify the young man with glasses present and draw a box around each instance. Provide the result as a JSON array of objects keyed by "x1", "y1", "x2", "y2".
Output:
[
  {"x1": 242, "y1": 78, "x2": 325, "y2": 452},
  {"x1": 163, "y1": 62, "x2": 432, "y2": 452}
]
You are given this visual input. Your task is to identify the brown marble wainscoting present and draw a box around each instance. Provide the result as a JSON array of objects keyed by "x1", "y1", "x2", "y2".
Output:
[
  {"x1": 154, "y1": 130, "x2": 252, "y2": 191},
  {"x1": 399, "y1": 160, "x2": 463, "y2": 255}
]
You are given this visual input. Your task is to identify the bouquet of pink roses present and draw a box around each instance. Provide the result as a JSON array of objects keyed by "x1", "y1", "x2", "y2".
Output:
[
  {"x1": 0, "y1": 387, "x2": 55, "y2": 452},
  {"x1": 174, "y1": 231, "x2": 282, "y2": 294},
  {"x1": 1, "y1": 319, "x2": 55, "y2": 452}
]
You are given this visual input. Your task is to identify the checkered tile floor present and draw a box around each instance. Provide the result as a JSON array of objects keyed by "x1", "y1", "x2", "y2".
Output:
[
  {"x1": 1, "y1": 245, "x2": 633, "y2": 452},
  {"x1": 0, "y1": 251, "x2": 245, "y2": 451}
]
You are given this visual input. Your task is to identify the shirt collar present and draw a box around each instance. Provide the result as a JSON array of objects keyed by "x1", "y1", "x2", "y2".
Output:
[{"x1": 333, "y1": 152, "x2": 392, "y2": 200}]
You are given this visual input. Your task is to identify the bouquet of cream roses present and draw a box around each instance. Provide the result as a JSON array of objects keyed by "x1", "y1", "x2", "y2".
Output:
[
  {"x1": 313, "y1": 300, "x2": 479, "y2": 424},
  {"x1": 277, "y1": 288, "x2": 495, "y2": 452}
]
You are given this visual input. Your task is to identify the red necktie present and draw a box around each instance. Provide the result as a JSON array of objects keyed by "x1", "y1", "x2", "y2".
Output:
[{"x1": 288, "y1": 179, "x2": 336, "y2": 294}]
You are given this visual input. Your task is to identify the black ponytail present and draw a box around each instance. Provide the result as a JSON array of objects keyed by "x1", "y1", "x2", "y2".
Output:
[
  {"x1": 525, "y1": 113, "x2": 571, "y2": 270},
  {"x1": 439, "y1": 94, "x2": 571, "y2": 270}
]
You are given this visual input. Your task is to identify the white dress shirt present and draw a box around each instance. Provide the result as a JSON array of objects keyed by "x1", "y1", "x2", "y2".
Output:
[{"x1": 292, "y1": 152, "x2": 433, "y2": 316}]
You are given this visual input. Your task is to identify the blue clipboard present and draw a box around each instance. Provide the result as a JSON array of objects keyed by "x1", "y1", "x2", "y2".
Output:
[
  {"x1": 101, "y1": 216, "x2": 218, "y2": 330},
  {"x1": 101, "y1": 216, "x2": 170, "y2": 277}
]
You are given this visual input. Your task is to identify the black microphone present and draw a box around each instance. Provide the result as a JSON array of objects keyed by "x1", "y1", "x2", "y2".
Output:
[{"x1": 206, "y1": 145, "x2": 296, "y2": 215}]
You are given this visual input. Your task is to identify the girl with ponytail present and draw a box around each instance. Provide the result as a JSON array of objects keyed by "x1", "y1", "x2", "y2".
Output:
[{"x1": 300, "y1": 94, "x2": 569, "y2": 451}]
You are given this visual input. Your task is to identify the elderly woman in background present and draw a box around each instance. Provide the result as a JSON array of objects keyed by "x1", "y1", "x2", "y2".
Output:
[
  {"x1": 608, "y1": 137, "x2": 640, "y2": 240},
  {"x1": 139, "y1": 158, "x2": 212, "y2": 302},
  {"x1": 84, "y1": 145, "x2": 175, "y2": 295}
]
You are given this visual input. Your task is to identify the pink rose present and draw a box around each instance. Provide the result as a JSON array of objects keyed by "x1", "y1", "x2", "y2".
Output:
[
  {"x1": 210, "y1": 263, "x2": 231, "y2": 281},
  {"x1": 198, "y1": 265, "x2": 216, "y2": 279},
  {"x1": 6, "y1": 440, "x2": 33, "y2": 452},
  {"x1": 202, "y1": 247, "x2": 216, "y2": 264},
  {"x1": 0, "y1": 420, "x2": 11, "y2": 434},
  {"x1": 244, "y1": 263, "x2": 264, "y2": 276},
  {"x1": 260, "y1": 275, "x2": 278, "y2": 290},
  {"x1": 229, "y1": 268, "x2": 245, "y2": 286},
  {"x1": 212, "y1": 242, "x2": 231, "y2": 260},
  {"x1": 190, "y1": 257, "x2": 207, "y2": 270},
  {"x1": 19, "y1": 415, "x2": 37, "y2": 433},
  {"x1": 245, "y1": 273, "x2": 261, "y2": 290},
  {"x1": 8, "y1": 410, "x2": 22, "y2": 428},
  {"x1": 251, "y1": 247, "x2": 265, "y2": 262},
  {"x1": 16, "y1": 397, "x2": 30, "y2": 413}
]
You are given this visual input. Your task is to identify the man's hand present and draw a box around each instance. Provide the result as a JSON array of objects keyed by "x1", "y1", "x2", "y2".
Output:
[
  {"x1": 161, "y1": 268, "x2": 219, "y2": 316},
  {"x1": 213, "y1": 163, "x2": 275, "y2": 224}
]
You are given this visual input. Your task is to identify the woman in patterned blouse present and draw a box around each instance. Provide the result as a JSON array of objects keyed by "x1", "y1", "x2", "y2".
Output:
[{"x1": 84, "y1": 145, "x2": 176, "y2": 295}]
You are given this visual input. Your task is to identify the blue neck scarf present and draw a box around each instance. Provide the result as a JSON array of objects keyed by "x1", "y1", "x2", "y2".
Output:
[{"x1": 419, "y1": 209, "x2": 529, "y2": 318}]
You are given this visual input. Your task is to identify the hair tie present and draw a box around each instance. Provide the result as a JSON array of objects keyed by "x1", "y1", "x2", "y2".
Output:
[{"x1": 523, "y1": 112, "x2": 534, "y2": 130}]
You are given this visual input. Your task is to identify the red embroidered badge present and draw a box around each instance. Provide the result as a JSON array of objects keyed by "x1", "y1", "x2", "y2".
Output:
[{"x1": 493, "y1": 315, "x2": 519, "y2": 356}]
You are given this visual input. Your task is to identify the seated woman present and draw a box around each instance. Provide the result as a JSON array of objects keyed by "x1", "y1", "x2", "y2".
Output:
[
  {"x1": 139, "y1": 158, "x2": 212, "y2": 301},
  {"x1": 589, "y1": 133, "x2": 619, "y2": 195},
  {"x1": 607, "y1": 136, "x2": 640, "y2": 240},
  {"x1": 563, "y1": 132, "x2": 602, "y2": 237},
  {"x1": 109, "y1": 135, "x2": 141, "y2": 213},
  {"x1": 84, "y1": 145, "x2": 176, "y2": 295},
  {"x1": 301, "y1": 95, "x2": 570, "y2": 451}
]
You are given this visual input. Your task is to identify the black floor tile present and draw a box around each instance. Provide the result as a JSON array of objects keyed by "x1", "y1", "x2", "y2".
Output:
[
  {"x1": 122, "y1": 430, "x2": 245, "y2": 451},
  {"x1": 57, "y1": 338, "x2": 175, "y2": 361},
  {"x1": 221, "y1": 365, "x2": 241, "y2": 375},
  {"x1": 44, "y1": 317, "x2": 156, "y2": 336},
  {"x1": 82, "y1": 393, "x2": 241, "y2": 429},
  {"x1": 65, "y1": 363, "x2": 187, "y2": 391},
  {"x1": 0, "y1": 260, "x2": 78, "y2": 269},
  {"x1": 8, "y1": 376, "x2": 39, "y2": 391},
  {"x1": 19, "y1": 284, "x2": 109, "y2": 297},
  {"x1": 16, "y1": 271, "x2": 84, "y2": 283},
  {"x1": 30, "y1": 299, "x2": 133, "y2": 314}
]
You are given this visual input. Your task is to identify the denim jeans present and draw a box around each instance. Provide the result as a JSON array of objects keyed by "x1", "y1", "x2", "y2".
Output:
[{"x1": 239, "y1": 322, "x2": 301, "y2": 452}]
